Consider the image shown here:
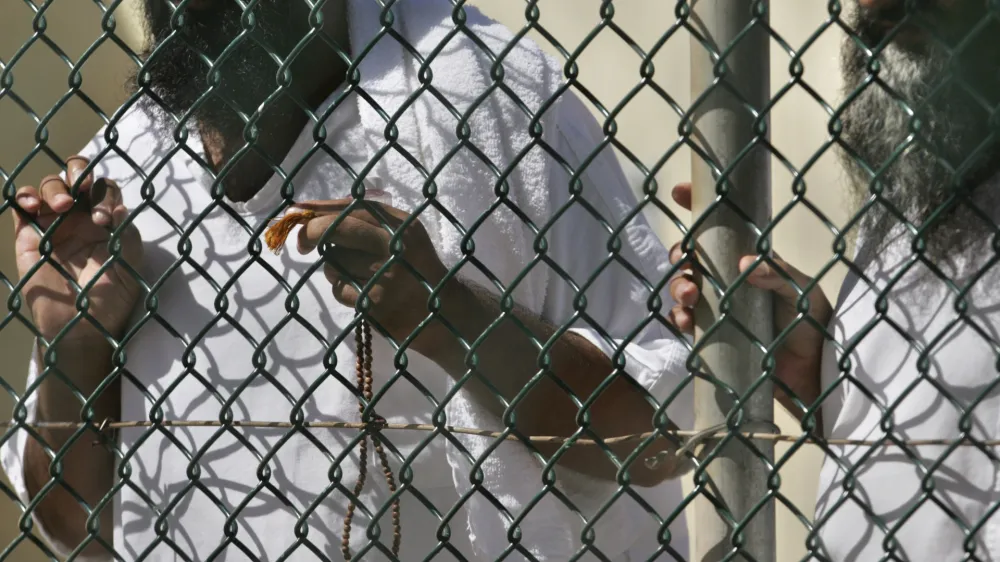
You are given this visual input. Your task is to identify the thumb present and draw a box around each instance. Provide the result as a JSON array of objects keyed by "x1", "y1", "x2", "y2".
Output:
[{"x1": 738, "y1": 255, "x2": 812, "y2": 304}]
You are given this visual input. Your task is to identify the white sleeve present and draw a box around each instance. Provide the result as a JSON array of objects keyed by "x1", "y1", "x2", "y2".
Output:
[
  {"x1": 542, "y1": 92, "x2": 693, "y2": 424},
  {"x1": 537, "y1": 91, "x2": 695, "y2": 557}
]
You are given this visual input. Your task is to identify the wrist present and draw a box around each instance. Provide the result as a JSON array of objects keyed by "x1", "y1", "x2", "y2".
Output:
[
  {"x1": 407, "y1": 277, "x2": 471, "y2": 358},
  {"x1": 32, "y1": 306, "x2": 130, "y2": 348},
  {"x1": 37, "y1": 327, "x2": 116, "y2": 351},
  {"x1": 35, "y1": 329, "x2": 116, "y2": 372}
]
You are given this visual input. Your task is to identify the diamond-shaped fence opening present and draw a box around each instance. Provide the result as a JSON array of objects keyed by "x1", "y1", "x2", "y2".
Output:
[{"x1": 2, "y1": 0, "x2": 998, "y2": 561}]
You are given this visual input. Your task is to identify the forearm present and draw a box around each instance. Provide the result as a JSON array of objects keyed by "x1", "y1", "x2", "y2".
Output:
[
  {"x1": 23, "y1": 338, "x2": 119, "y2": 556},
  {"x1": 414, "y1": 279, "x2": 678, "y2": 485},
  {"x1": 775, "y1": 358, "x2": 824, "y2": 433}
]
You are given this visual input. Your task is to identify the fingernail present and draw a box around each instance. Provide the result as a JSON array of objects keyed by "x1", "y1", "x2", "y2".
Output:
[
  {"x1": 66, "y1": 160, "x2": 86, "y2": 187},
  {"x1": 92, "y1": 209, "x2": 111, "y2": 226},
  {"x1": 53, "y1": 194, "x2": 74, "y2": 208},
  {"x1": 751, "y1": 263, "x2": 772, "y2": 278},
  {"x1": 91, "y1": 178, "x2": 107, "y2": 204},
  {"x1": 16, "y1": 194, "x2": 38, "y2": 208},
  {"x1": 681, "y1": 288, "x2": 698, "y2": 307}
]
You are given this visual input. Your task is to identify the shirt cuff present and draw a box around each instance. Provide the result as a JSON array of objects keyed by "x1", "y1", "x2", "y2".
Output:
[
  {"x1": 568, "y1": 325, "x2": 693, "y2": 422},
  {"x1": 557, "y1": 325, "x2": 693, "y2": 555}
]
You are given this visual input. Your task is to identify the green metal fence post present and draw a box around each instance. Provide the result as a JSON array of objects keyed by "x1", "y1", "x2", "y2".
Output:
[{"x1": 688, "y1": 0, "x2": 775, "y2": 560}]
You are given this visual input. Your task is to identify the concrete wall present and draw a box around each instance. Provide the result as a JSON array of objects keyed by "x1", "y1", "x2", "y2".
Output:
[{"x1": 0, "y1": 1, "x2": 849, "y2": 559}]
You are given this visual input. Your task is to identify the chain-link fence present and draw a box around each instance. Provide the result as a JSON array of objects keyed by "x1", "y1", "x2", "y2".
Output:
[{"x1": 3, "y1": 0, "x2": 997, "y2": 560}]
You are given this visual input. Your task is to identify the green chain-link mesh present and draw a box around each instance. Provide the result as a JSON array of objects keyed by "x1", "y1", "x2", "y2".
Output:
[{"x1": 3, "y1": 0, "x2": 991, "y2": 560}]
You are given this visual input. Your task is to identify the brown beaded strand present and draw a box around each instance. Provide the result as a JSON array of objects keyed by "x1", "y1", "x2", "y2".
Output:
[
  {"x1": 340, "y1": 321, "x2": 371, "y2": 559},
  {"x1": 264, "y1": 212, "x2": 402, "y2": 560},
  {"x1": 341, "y1": 320, "x2": 402, "y2": 560}
]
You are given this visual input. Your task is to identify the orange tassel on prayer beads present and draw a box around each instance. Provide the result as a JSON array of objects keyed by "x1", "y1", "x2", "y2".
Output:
[{"x1": 264, "y1": 210, "x2": 317, "y2": 255}]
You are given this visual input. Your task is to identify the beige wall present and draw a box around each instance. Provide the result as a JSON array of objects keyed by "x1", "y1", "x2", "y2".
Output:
[{"x1": 0, "y1": 1, "x2": 848, "y2": 559}]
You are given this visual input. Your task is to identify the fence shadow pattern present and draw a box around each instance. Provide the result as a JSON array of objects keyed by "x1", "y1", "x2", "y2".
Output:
[{"x1": 3, "y1": 0, "x2": 995, "y2": 560}]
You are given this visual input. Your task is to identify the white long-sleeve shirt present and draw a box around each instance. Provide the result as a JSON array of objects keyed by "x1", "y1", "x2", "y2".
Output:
[
  {"x1": 1, "y1": 14, "x2": 691, "y2": 562},
  {"x1": 815, "y1": 222, "x2": 1000, "y2": 561}
]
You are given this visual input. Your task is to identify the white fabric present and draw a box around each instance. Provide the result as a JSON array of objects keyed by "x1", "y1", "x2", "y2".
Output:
[
  {"x1": 1, "y1": 0, "x2": 692, "y2": 560},
  {"x1": 815, "y1": 224, "x2": 1000, "y2": 561}
]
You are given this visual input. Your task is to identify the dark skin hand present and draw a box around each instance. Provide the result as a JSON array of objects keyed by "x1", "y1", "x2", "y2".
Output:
[
  {"x1": 293, "y1": 198, "x2": 691, "y2": 486},
  {"x1": 13, "y1": 155, "x2": 141, "y2": 558},
  {"x1": 664, "y1": 182, "x2": 831, "y2": 425}
]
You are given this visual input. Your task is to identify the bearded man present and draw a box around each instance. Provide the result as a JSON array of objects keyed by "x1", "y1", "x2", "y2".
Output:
[
  {"x1": 3, "y1": 0, "x2": 692, "y2": 559},
  {"x1": 670, "y1": 0, "x2": 1000, "y2": 559}
]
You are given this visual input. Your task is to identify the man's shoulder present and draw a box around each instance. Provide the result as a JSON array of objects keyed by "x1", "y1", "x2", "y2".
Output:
[
  {"x1": 451, "y1": 5, "x2": 555, "y2": 59},
  {"x1": 399, "y1": 0, "x2": 564, "y2": 88},
  {"x1": 79, "y1": 104, "x2": 183, "y2": 184}
]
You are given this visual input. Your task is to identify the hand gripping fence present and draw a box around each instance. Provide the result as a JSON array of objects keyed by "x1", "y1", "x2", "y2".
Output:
[{"x1": 3, "y1": 0, "x2": 1000, "y2": 561}]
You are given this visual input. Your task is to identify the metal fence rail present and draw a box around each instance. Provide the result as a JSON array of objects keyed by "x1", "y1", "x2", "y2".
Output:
[
  {"x1": 2, "y1": 0, "x2": 997, "y2": 561},
  {"x1": 687, "y1": 1, "x2": 774, "y2": 560}
]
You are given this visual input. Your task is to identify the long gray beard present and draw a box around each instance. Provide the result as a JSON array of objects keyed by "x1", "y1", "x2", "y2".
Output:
[{"x1": 839, "y1": 33, "x2": 1000, "y2": 267}]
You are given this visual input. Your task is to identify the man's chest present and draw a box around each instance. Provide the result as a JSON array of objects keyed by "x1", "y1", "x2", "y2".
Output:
[
  {"x1": 812, "y1": 242, "x2": 1000, "y2": 561},
  {"x1": 114, "y1": 194, "x2": 461, "y2": 486},
  {"x1": 120, "y1": 203, "x2": 363, "y2": 417},
  {"x1": 820, "y1": 257, "x2": 1000, "y2": 441}
]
